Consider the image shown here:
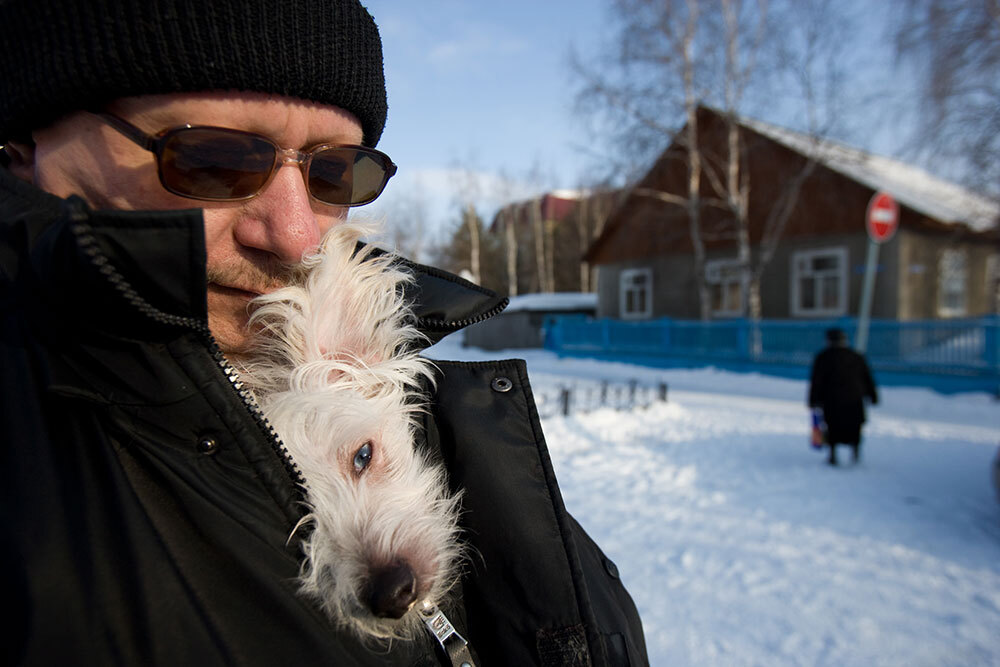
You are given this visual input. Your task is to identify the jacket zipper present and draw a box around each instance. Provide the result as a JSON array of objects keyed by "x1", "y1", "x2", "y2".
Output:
[
  {"x1": 69, "y1": 219, "x2": 306, "y2": 489},
  {"x1": 72, "y1": 214, "x2": 487, "y2": 664},
  {"x1": 417, "y1": 296, "x2": 509, "y2": 335},
  {"x1": 67, "y1": 216, "x2": 506, "y2": 486},
  {"x1": 420, "y1": 603, "x2": 477, "y2": 667}
]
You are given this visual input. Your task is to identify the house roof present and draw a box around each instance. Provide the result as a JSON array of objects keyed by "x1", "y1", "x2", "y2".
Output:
[
  {"x1": 503, "y1": 292, "x2": 598, "y2": 313},
  {"x1": 741, "y1": 115, "x2": 999, "y2": 232},
  {"x1": 584, "y1": 107, "x2": 999, "y2": 264},
  {"x1": 489, "y1": 190, "x2": 584, "y2": 232}
]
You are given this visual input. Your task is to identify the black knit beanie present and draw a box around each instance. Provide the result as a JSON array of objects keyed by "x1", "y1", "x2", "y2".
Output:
[{"x1": 0, "y1": 0, "x2": 387, "y2": 147}]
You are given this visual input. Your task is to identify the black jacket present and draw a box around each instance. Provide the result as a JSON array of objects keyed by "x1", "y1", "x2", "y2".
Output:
[
  {"x1": 0, "y1": 169, "x2": 647, "y2": 667},
  {"x1": 808, "y1": 344, "x2": 878, "y2": 443}
]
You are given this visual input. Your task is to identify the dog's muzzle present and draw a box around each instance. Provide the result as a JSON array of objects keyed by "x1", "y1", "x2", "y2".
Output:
[{"x1": 366, "y1": 562, "x2": 418, "y2": 619}]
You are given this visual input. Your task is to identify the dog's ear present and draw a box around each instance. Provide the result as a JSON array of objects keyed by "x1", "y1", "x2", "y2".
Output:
[
  {"x1": 310, "y1": 280, "x2": 395, "y2": 369},
  {"x1": 302, "y1": 229, "x2": 413, "y2": 376}
]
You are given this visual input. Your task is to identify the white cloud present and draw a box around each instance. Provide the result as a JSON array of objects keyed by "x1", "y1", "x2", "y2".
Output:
[
  {"x1": 424, "y1": 22, "x2": 529, "y2": 69},
  {"x1": 366, "y1": 165, "x2": 547, "y2": 242}
]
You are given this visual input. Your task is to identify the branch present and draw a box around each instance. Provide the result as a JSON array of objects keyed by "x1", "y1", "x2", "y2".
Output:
[
  {"x1": 631, "y1": 187, "x2": 688, "y2": 207},
  {"x1": 754, "y1": 157, "x2": 820, "y2": 278}
]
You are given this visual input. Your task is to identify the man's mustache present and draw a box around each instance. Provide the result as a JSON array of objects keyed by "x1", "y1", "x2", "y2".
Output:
[{"x1": 206, "y1": 257, "x2": 302, "y2": 295}]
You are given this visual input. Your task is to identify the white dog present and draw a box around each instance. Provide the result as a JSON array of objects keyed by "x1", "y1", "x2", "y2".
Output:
[{"x1": 239, "y1": 222, "x2": 462, "y2": 642}]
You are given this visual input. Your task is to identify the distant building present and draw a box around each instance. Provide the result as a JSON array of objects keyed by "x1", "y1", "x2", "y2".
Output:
[
  {"x1": 463, "y1": 292, "x2": 598, "y2": 350},
  {"x1": 492, "y1": 188, "x2": 624, "y2": 295},
  {"x1": 585, "y1": 106, "x2": 1000, "y2": 321}
]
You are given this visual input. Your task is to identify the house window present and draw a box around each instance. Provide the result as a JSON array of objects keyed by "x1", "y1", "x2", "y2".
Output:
[
  {"x1": 791, "y1": 247, "x2": 848, "y2": 317},
  {"x1": 938, "y1": 248, "x2": 967, "y2": 317},
  {"x1": 620, "y1": 268, "x2": 652, "y2": 319},
  {"x1": 987, "y1": 255, "x2": 1000, "y2": 314},
  {"x1": 706, "y1": 259, "x2": 744, "y2": 316}
]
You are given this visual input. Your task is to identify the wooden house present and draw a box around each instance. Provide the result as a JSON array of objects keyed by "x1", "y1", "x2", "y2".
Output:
[{"x1": 584, "y1": 106, "x2": 999, "y2": 321}]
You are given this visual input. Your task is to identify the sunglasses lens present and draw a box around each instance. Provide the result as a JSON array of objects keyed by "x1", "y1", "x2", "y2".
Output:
[
  {"x1": 309, "y1": 148, "x2": 391, "y2": 206},
  {"x1": 159, "y1": 128, "x2": 276, "y2": 200}
]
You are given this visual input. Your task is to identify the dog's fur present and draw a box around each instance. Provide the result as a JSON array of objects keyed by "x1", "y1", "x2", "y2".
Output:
[{"x1": 239, "y1": 222, "x2": 462, "y2": 641}]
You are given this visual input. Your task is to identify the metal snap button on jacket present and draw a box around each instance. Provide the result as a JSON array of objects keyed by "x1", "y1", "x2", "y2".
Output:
[
  {"x1": 196, "y1": 437, "x2": 219, "y2": 455},
  {"x1": 490, "y1": 376, "x2": 513, "y2": 393}
]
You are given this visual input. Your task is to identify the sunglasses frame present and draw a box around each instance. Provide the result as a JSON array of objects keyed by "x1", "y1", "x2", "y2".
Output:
[{"x1": 91, "y1": 111, "x2": 397, "y2": 207}]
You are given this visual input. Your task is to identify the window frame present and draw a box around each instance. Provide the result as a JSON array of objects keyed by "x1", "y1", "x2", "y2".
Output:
[
  {"x1": 790, "y1": 246, "x2": 849, "y2": 318},
  {"x1": 987, "y1": 254, "x2": 1000, "y2": 315},
  {"x1": 619, "y1": 267, "x2": 653, "y2": 320},
  {"x1": 937, "y1": 248, "x2": 968, "y2": 317},
  {"x1": 705, "y1": 258, "x2": 744, "y2": 317}
]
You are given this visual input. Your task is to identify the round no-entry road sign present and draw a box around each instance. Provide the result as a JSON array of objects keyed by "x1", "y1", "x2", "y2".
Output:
[{"x1": 866, "y1": 191, "x2": 899, "y2": 244}]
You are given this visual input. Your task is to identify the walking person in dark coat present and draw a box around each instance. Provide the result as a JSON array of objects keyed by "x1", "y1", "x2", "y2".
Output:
[{"x1": 808, "y1": 328, "x2": 879, "y2": 466}]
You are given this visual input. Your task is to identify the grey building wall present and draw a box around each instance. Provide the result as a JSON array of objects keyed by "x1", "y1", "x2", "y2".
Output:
[
  {"x1": 464, "y1": 308, "x2": 597, "y2": 350},
  {"x1": 900, "y1": 230, "x2": 1000, "y2": 319},
  {"x1": 596, "y1": 257, "x2": 700, "y2": 320},
  {"x1": 463, "y1": 311, "x2": 540, "y2": 350},
  {"x1": 768, "y1": 233, "x2": 900, "y2": 320},
  {"x1": 595, "y1": 232, "x2": 909, "y2": 320}
]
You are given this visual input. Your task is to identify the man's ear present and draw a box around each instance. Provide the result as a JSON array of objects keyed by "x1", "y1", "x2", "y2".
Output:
[{"x1": 4, "y1": 137, "x2": 36, "y2": 183}]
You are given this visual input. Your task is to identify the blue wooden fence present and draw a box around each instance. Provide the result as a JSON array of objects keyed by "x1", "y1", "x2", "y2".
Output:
[{"x1": 543, "y1": 315, "x2": 1000, "y2": 395}]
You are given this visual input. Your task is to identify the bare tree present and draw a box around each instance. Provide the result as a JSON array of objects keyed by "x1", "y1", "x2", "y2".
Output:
[
  {"x1": 572, "y1": 182, "x2": 627, "y2": 292},
  {"x1": 490, "y1": 163, "x2": 557, "y2": 295},
  {"x1": 375, "y1": 180, "x2": 430, "y2": 263},
  {"x1": 575, "y1": 194, "x2": 593, "y2": 292},
  {"x1": 492, "y1": 170, "x2": 522, "y2": 296},
  {"x1": 717, "y1": 0, "x2": 766, "y2": 319},
  {"x1": 743, "y1": 0, "x2": 854, "y2": 323},
  {"x1": 893, "y1": 0, "x2": 1000, "y2": 198},
  {"x1": 575, "y1": 0, "x2": 855, "y2": 323},
  {"x1": 450, "y1": 161, "x2": 485, "y2": 285},
  {"x1": 463, "y1": 203, "x2": 481, "y2": 284},
  {"x1": 522, "y1": 163, "x2": 556, "y2": 293},
  {"x1": 573, "y1": 0, "x2": 717, "y2": 319},
  {"x1": 432, "y1": 207, "x2": 507, "y2": 294}
]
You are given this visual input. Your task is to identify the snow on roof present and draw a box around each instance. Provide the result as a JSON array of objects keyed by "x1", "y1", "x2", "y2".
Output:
[
  {"x1": 548, "y1": 188, "x2": 586, "y2": 200},
  {"x1": 503, "y1": 292, "x2": 598, "y2": 313},
  {"x1": 741, "y1": 116, "x2": 999, "y2": 232}
]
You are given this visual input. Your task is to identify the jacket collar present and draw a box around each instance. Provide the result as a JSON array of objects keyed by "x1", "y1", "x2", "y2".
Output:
[{"x1": 1, "y1": 168, "x2": 507, "y2": 345}]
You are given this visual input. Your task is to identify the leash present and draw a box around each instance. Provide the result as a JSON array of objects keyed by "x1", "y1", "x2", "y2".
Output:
[{"x1": 420, "y1": 603, "x2": 477, "y2": 667}]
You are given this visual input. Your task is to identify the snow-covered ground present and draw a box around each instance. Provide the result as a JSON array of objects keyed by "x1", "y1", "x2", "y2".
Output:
[{"x1": 426, "y1": 335, "x2": 1000, "y2": 666}]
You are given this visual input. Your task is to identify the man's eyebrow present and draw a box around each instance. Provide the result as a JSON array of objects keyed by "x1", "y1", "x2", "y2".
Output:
[
  {"x1": 113, "y1": 109, "x2": 182, "y2": 133},
  {"x1": 116, "y1": 108, "x2": 364, "y2": 147}
]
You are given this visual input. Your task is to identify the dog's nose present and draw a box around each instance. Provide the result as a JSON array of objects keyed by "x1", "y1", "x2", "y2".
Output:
[{"x1": 367, "y1": 562, "x2": 418, "y2": 619}]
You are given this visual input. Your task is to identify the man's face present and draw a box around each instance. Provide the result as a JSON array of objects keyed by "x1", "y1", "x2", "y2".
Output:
[{"x1": 24, "y1": 91, "x2": 364, "y2": 357}]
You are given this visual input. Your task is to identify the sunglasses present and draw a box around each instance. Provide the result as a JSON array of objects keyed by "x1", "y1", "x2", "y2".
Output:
[{"x1": 90, "y1": 111, "x2": 396, "y2": 207}]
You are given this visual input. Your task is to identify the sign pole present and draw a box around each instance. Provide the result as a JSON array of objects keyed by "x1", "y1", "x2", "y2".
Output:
[
  {"x1": 855, "y1": 191, "x2": 899, "y2": 354},
  {"x1": 855, "y1": 239, "x2": 879, "y2": 353}
]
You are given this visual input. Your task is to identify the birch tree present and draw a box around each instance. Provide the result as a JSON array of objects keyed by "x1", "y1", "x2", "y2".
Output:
[
  {"x1": 451, "y1": 162, "x2": 484, "y2": 285},
  {"x1": 376, "y1": 182, "x2": 430, "y2": 264},
  {"x1": 717, "y1": 0, "x2": 766, "y2": 319},
  {"x1": 574, "y1": 184, "x2": 626, "y2": 293},
  {"x1": 740, "y1": 0, "x2": 855, "y2": 324},
  {"x1": 433, "y1": 207, "x2": 506, "y2": 294},
  {"x1": 574, "y1": 0, "x2": 745, "y2": 320},
  {"x1": 575, "y1": 0, "x2": 854, "y2": 322},
  {"x1": 492, "y1": 171, "x2": 521, "y2": 296},
  {"x1": 893, "y1": 0, "x2": 1000, "y2": 199}
]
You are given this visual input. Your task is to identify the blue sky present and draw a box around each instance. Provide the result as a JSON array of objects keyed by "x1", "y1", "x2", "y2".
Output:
[
  {"x1": 360, "y1": 1, "x2": 912, "y2": 246},
  {"x1": 370, "y1": 1, "x2": 606, "y2": 172},
  {"x1": 363, "y1": 0, "x2": 612, "y2": 238}
]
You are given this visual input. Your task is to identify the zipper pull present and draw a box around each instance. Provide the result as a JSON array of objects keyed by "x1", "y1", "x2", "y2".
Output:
[{"x1": 420, "y1": 601, "x2": 477, "y2": 667}]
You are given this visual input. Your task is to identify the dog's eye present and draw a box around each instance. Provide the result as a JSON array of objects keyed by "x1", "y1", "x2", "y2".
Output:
[{"x1": 353, "y1": 440, "x2": 373, "y2": 474}]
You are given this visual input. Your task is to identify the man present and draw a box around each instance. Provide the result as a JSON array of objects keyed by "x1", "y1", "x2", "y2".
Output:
[
  {"x1": 0, "y1": 1, "x2": 647, "y2": 665},
  {"x1": 808, "y1": 328, "x2": 879, "y2": 466}
]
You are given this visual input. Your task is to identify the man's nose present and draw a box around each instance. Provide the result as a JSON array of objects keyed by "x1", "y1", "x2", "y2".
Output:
[{"x1": 232, "y1": 165, "x2": 333, "y2": 264}]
